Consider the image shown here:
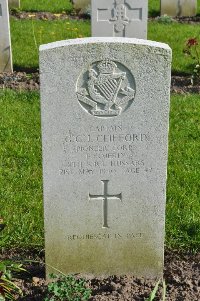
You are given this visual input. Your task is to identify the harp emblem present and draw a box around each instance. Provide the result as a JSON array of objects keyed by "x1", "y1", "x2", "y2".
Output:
[{"x1": 76, "y1": 59, "x2": 136, "y2": 117}]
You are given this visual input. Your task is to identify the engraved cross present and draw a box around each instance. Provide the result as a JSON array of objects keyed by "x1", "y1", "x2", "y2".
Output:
[
  {"x1": 110, "y1": 0, "x2": 129, "y2": 33},
  {"x1": 0, "y1": 4, "x2": 2, "y2": 17},
  {"x1": 89, "y1": 180, "x2": 122, "y2": 228},
  {"x1": 97, "y1": 0, "x2": 143, "y2": 37}
]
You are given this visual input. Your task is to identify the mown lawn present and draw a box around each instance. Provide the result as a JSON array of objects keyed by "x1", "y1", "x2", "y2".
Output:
[
  {"x1": 148, "y1": 22, "x2": 200, "y2": 74},
  {"x1": 10, "y1": 18, "x2": 200, "y2": 74},
  {"x1": 0, "y1": 91, "x2": 199, "y2": 251},
  {"x1": 20, "y1": 0, "x2": 73, "y2": 13},
  {"x1": 11, "y1": 18, "x2": 90, "y2": 71},
  {"x1": 167, "y1": 94, "x2": 200, "y2": 251},
  {"x1": 20, "y1": 0, "x2": 200, "y2": 15},
  {"x1": 0, "y1": 91, "x2": 43, "y2": 248}
]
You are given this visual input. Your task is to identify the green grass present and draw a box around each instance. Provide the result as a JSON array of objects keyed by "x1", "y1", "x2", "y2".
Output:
[
  {"x1": 20, "y1": 0, "x2": 73, "y2": 13},
  {"x1": 0, "y1": 90, "x2": 43, "y2": 248},
  {"x1": 10, "y1": 18, "x2": 199, "y2": 74},
  {"x1": 19, "y1": 0, "x2": 200, "y2": 15},
  {"x1": 166, "y1": 94, "x2": 200, "y2": 251},
  {"x1": 0, "y1": 91, "x2": 199, "y2": 251},
  {"x1": 149, "y1": 0, "x2": 161, "y2": 17},
  {"x1": 148, "y1": 22, "x2": 200, "y2": 74},
  {"x1": 11, "y1": 19, "x2": 90, "y2": 71}
]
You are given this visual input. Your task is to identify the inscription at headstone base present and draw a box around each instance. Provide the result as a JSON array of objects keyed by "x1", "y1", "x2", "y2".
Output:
[
  {"x1": 40, "y1": 37, "x2": 171, "y2": 278},
  {"x1": 92, "y1": 0, "x2": 148, "y2": 39},
  {"x1": 8, "y1": 0, "x2": 20, "y2": 8},
  {"x1": 0, "y1": 0, "x2": 13, "y2": 72},
  {"x1": 160, "y1": 0, "x2": 197, "y2": 17}
]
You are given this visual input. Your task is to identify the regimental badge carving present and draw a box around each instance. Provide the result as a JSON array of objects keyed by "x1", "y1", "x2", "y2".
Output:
[
  {"x1": 110, "y1": 0, "x2": 129, "y2": 33},
  {"x1": 76, "y1": 59, "x2": 136, "y2": 117}
]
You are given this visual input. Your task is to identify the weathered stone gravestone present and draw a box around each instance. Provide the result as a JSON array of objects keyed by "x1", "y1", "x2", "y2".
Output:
[
  {"x1": 8, "y1": 0, "x2": 20, "y2": 9},
  {"x1": 0, "y1": 0, "x2": 12, "y2": 72},
  {"x1": 160, "y1": 0, "x2": 197, "y2": 17},
  {"x1": 92, "y1": 0, "x2": 148, "y2": 39},
  {"x1": 40, "y1": 37, "x2": 171, "y2": 277},
  {"x1": 72, "y1": 0, "x2": 90, "y2": 14}
]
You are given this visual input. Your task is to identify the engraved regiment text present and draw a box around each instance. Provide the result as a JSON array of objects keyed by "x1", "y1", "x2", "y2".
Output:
[{"x1": 61, "y1": 123, "x2": 153, "y2": 177}]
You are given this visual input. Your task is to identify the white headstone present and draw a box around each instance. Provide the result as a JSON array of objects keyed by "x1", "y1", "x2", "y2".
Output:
[
  {"x1": 160, "y1": 0, "x2": 197, "y2": 17},
  {"x1": 8, "y1": 0, "x2": 20, "y2": 9},
  {"x1": 92, "y1": 0, "x2": 148, "y2": 39},
  {"x1": 0, "y1": 0, "x2": 12, "y2": 72},
  {"x1": 40, "y1": 37, "x2": 171, "y2": 278}
]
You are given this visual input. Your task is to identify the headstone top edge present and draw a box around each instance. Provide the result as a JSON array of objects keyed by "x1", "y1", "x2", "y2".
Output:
[{"x1": 39, "y1": 37, "x2": 171, "y2": 54}]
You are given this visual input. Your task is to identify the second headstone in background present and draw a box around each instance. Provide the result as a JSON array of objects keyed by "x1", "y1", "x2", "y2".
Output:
[
  {"x1": 72, "y1": 0, "x2": 90, "y2": 14},
  {"x1": 0, "y1": 0, "x2": 13, "y2": 72},
  {"x1": 8, "y1": 0, "x2": 20, "y2": 9},
  {"x1": 92, "y1": 0, "x2": 148, "y2": 39},
  {"x1": 160, "y1": 0, "x2": 197, "y2": 17}
]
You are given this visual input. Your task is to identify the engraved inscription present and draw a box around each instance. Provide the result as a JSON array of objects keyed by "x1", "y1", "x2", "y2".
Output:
[
  {"x1": 61, "y1": 123, "x2": 153, "y2": 177},
  {"x1": 76, "y1": 59, "x2": 136, "y2": 117},
  {"x1": 89, "y1": 180, "x2": 122, "y2": 228},
  {"x1": 67, "y1": 232, "x2": 143, "y2": 240}
]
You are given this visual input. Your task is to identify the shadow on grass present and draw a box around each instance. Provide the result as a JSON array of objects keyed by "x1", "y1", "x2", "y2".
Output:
[
  {"x1": 149, "y1": 9, "x2": 160, "y2": 18},
  {"x1": 172, "y1": 61, "x2": 197, "y2": 76},
  {"x1": 180, "y1": 222, "x2": 200, "y2": 238},
  {"x1": 14, "y1": 65, "x2": 39, "y2": 73},
  {"x1": 19, "y1": 8, "x2": 73, "y2": 14},
  {"x1": 171, "y1": 70, "x2": 192, "y2": 76}
]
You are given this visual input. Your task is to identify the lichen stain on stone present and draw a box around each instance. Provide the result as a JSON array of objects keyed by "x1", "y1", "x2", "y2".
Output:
[{"x1": 45, "y1": 234, "x2": 163, "y2": 278}]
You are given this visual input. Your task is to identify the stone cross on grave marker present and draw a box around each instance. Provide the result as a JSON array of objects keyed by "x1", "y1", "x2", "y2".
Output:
[
  {"x1": 0, "y1": 0, "x2": 13, "y2": 72},
  {"x1": 92, "y1": 0, "x2": 148, "y2": 39},
  {"x1": 89, "y1": 180, "x2": 122, "y2": 228}
]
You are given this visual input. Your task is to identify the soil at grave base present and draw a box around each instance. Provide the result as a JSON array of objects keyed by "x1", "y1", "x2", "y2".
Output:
[
  {"x1": 150, "y1": 16, "x2": 200, "y2": 24},
  {"x1": 10, "y1": 10, "x2": 200, "y2": 24},
  {"x1": 0, "y1": 72, "x2": 200, "y2": 94},
  {"x1": 10, "y1": 10, "x2": 90, "y2": 21},
  {"x1": 0, "y1": 249, "x2": 199, "y2": 301}
]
